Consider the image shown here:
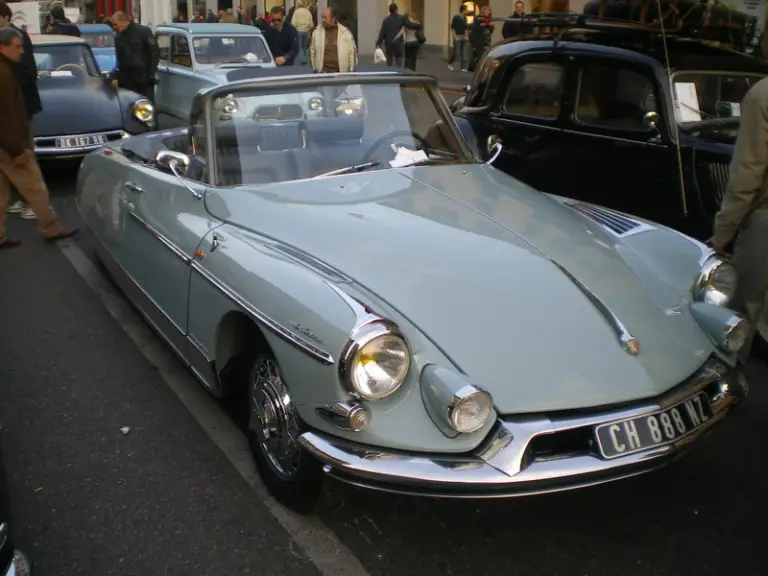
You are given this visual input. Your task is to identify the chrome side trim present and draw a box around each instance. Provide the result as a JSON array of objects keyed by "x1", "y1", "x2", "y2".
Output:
[
  {"x1": 550, "y1": 258, "x2": 639, "y2": 356},
  {"x1": 325, "y1": 281, "x2": 387, "y2": 334},
  {"x1": 128, "y1": 212, "x2": 191, "y2": 264},
  {"x1": 299, "y1": 360, "x2": 745, "y2": 498},
  {"x1": 190, "y1": 261, "x2": 334, "y2": 365}
]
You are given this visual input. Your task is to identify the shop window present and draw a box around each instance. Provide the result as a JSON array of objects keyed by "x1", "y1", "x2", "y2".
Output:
[{"x1": 502, "y1": 62, "x2": 564, "y2": 118}]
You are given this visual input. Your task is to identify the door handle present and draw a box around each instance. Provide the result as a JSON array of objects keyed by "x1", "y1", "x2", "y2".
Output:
[{"x1": 124, "y1": 182, "x2": 144, "y2": 194}]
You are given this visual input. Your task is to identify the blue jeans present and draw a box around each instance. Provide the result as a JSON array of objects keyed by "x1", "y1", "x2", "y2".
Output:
[
  {"x1": 297, "y1": 31, "x2": 309, "y2": 65},
  {"x1": 449, "y1": 39, "x2": 467, "y2": 69}
]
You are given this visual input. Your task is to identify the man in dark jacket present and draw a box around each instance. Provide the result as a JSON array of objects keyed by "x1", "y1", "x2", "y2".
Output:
[
  {"x1": 258, "y1": 6, "x2": 298, "y2": 65},
  {"x1": 376, "y1": 3, "x2": 419, "y2": 67},
  {"x1": 47, "y1": 7, "x2": 81, "y2": 36},
  {"x1": 110, "y1": 11, "x2": 159, "y2": 101}
]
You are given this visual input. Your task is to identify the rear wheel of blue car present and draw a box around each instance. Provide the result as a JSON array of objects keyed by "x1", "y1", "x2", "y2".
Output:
[{"x1": 243, "y1": 353, "x2": 324, "y2": 513}]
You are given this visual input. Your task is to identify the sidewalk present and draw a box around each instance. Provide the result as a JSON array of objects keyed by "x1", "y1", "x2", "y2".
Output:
[{"x1": 359, "y1": 48, "x2": 473, "y2": 92}]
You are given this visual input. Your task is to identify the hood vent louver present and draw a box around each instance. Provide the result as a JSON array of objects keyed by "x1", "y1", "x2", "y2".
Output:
[{"x1": 567, "y1": 202, "x2": 654, "y2": 238}]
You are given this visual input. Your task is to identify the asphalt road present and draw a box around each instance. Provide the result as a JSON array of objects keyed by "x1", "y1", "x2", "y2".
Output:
[{"x1": 0, "y1": 163, "x2": 767, "y2": 576}]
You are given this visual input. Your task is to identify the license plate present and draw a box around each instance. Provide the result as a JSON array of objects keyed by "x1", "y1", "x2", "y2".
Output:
[
  {"x1": 595, "y1": 392, "x2": 713, "y2": 459},
  {"x1": 54, "y1": 134, "x2": 107, "y2": 149}
]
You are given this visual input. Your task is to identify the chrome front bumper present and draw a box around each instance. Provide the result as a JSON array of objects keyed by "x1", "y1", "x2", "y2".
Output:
[
  {"x1": 299, "y1": 362, "x2": 747, "y2": 498},
  {"x1": 4, "y1": 551, "x2": 30, "y2": 576}
]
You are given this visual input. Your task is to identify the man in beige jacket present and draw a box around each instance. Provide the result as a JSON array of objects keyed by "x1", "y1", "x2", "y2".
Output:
[
  {"x1": 309, "y1": 6, "x2": 357, "y2": 73},
  {"x1": 291, "y1": 0, "x2": 314, "y2": 65},
  {"x1": 711, "y1": 75, "x2": 768, "y2": 359}
]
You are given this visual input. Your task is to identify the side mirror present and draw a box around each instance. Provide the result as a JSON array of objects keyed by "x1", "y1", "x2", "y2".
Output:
[
  {"x1": 643, "y1": 111, "x2": 659, "y2": 130},
  {"x1": 156, "y1": 150, "x2": 190, "y2": 176}
]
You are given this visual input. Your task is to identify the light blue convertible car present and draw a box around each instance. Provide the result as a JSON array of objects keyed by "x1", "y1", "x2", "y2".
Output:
[{"x1": 76, "y1": 70, "x2": 749, "y2": 513}]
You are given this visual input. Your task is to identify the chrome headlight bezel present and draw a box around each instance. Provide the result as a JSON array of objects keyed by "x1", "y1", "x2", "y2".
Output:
[
  {"x1": 130, "y1": 98, "x2": 154, "y2": 125},
  {"x1": 723, "y1": 314, "x2": 750, "y2": 353},
  {"x1": 448, "y1": 385, "x2": 494, "y2": 434},
  {"x1": 693, "y1": 256, "x2": 737, "y2": 307},
  {"x1": 308, "y1": 96, "x2": 324, "y2": 111},
  {"x1": 339, "y1": 321, "x2": 411, "y2": 401}
]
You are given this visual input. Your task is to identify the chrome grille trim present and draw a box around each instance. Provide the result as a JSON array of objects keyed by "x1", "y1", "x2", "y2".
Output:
[
  {"x1": 567, "y1": 202, "x2": 655, "y2": 237},
  {"x1": 706, "y1": 162, "x2": 730, "y2": 203}
]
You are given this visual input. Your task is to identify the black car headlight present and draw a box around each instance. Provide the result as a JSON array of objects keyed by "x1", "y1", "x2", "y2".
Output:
[
  {"x1": 130, "y1": 99, "x2": 154, "y2": 125},
  {"x1": 693, "y1": 256, "x2": 737, "y2": 307}
]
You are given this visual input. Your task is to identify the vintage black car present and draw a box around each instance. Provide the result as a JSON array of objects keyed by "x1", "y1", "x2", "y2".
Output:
[
  {"x1": 0, "y1": 433, "x2": 30, "y2": 575},
  {"x1": 451, "y1": 11, "x2": 768, "y2": 242},
  {"x1": 31, "y1": 34, "x2": 154, "y2": 160}
]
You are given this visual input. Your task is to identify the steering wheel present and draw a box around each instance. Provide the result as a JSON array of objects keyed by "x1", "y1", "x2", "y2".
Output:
[
  {"x1": 360, "y1": 129, "x2": 432, "y2": 164},
  {"x1": 55, "y1": 63, "x2": 86, "y2": 75}
]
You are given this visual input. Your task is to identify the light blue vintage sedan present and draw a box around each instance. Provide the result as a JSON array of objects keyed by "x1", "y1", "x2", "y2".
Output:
[
  {"x1": 153, "y1": 23, "x2": 324, "y2": 128},
  {"x1": 76, "y1": 70, "x2": 749, "y2": 513}
]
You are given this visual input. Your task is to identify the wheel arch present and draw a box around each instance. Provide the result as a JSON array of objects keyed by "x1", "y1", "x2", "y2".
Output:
[{"x1": 214, "y1": 310, "x2": 272, "y2": 397}]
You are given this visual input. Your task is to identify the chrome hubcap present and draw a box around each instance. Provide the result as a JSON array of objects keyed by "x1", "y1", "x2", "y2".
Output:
[{"x1": 249, "y1": 358, "x2": 301, "y2": 480}]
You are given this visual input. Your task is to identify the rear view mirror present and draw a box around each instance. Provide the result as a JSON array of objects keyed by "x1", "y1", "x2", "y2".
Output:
[{"x1": 156, "y1": 150, "x2": 189, "y2": 176}]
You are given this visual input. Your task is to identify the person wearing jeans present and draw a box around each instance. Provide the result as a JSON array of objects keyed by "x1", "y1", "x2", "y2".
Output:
[
  {"x1": 291, "y1": 0, "x2": 313, "y2": 65},
  {"x1": 448, "y1": 3, "x2": 469, "y2": 72}
]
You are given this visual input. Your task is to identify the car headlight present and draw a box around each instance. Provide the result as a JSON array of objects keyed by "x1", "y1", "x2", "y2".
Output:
[
  {"x1": 130, "y1": 99, "x2": 154, "y2": 124},
  {"x1": 694, "y1": 256, "x2": 737, "y2": 307},
  {"x1": 448, "y1": 385, "x2": 494, "y2": 434},
  {"x1": 221, "y1": 98, "x2": 238, "y2": 114},
  {"x1": 340, "y1": 322, "x2": 410, "y2": 400},
  {"x1": 308, "y1": 96, "x2": 323, "y2": 111}
]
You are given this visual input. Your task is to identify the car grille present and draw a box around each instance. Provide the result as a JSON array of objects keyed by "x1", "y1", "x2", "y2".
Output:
[
  {"x1": 567, "y1": 202, "x2": 647, "y2": 236},
  {"x1": 253, "y1": 104, "x2": 304, "y2": 121},
  {"x1": 705, "y1": 162, "x2": 729, "y2": 203},
  {"x1": 34, "y1": 129, "x2": 127, "y2": 149}
]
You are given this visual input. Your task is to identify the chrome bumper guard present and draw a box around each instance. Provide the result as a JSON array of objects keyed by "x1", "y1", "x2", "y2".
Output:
[
  {"x1": 299, "y1": 361, "x2": 747, "y2": 498},
  {"x1": 4, "y1": 550, "x2": 30, "y2": 576},
  {"x1": 34, "y1": 130, "x2": 129, "y2": 157}
]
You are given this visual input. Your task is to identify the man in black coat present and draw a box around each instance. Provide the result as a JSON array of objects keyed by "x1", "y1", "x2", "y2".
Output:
[
  {"x1": 257, "y1": 5, "x2": 298, "y2": 65},
  {"x1": 47, "y1": 6, "x2": 81, "y2": 36},
  {"x1": 376, "y1": 2, "x2": 419, "y2": 67},
  {"x1": 109, "y1": 11, "x2": 159, "y2": 101}
]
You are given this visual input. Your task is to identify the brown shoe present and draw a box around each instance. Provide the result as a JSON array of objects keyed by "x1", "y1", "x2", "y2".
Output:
[
  {"x1": 44, "y1": 228, "x2": 79, "y2": 243},
  {"x1": 0, "y1": 238, "x2": 21, "y2": 249}
]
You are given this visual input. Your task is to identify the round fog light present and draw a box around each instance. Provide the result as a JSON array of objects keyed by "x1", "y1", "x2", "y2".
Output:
[
  {"x1": 723, "y1": 316, "x2": 750, "y2": 353},
  {"x1": 449, "y1": 386, "x2": 493, "y2": 434}
]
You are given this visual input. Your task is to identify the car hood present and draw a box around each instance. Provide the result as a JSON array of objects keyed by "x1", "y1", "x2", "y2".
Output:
[
  {"x1": 33, "y1": 77, "x2": 123, "y2": 137},
  {"x1": 206, "y1": 164, "x2": 714, "y2": 413}
]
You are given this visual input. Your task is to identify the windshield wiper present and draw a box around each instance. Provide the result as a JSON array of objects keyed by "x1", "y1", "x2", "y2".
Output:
[{"x1": 313, "y1": 161, "x2": 379, "y2": 178}]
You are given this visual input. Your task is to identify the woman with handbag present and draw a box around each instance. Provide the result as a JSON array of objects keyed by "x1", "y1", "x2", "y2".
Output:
[{"x1": 403, "y1": 12, "x2": 425, "y2": 71}]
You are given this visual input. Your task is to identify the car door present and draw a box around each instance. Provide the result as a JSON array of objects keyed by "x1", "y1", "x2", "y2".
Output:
[
  {"x1": 158, "y1": 33, "x2": 199, "y2": 128},
  {"x1": 483, "y1": 54, "x2": 570, "y2": 194},
  {"x1": 116, "y1": 150, "x2": 219, "y2": 357},
  {"x1": 555, "y1": 54, "x2": 680, "y2": 225}
]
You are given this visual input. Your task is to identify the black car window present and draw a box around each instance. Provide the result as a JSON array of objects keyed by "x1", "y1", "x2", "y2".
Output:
[
  {"x1": 157, "y1": 34, "x2": 170, "y2": 62},
  {"x1": 575, "y1": 64, "x2": 656, "y2": 131},
  {"x1": 501, "y1": 62, "x2": 564, "y2": 119},
  {"x1": 171, "y1": 35, "x2": 192, "y2": 68}
]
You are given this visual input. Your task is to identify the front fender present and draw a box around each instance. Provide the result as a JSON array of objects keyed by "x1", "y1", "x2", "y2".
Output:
[{"x1": 116, "y1": 88, "x2": 154, "y2": 134}]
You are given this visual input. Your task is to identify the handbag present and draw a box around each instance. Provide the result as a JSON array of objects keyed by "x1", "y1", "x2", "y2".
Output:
[{"x1": 416, "y1": 28, "x2": 426, "y2": 44}]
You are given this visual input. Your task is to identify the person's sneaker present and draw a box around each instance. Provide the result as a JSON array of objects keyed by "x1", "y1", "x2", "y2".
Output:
[
  {"x1": 461, "y1": 68, "x2": 469, "y2": 72},
  {"x1": 20, "y1": 207, "x2": 36, "y2": 220},
  {"x1": 448, "y1": 64, "x2": 454, "y2": 71},
  {"x1": 7, "y1": 201, "x2": 25, "y2": 214}
]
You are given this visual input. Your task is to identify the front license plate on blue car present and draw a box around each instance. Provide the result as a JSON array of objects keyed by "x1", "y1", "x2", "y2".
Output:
[
  {"x1": 595, "y1": 392, "x2": 713, "y2": 459},
  {"x1": 55, "y1": 134, "x2": 107, "y2": 149}
]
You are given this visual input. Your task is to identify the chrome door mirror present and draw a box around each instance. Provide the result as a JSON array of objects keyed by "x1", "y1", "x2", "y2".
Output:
[
  {"x1": 155, "y1": 150, "x2": 202, "y2": 199},
  {"x1": 643, "y1": 111, "x2": 659, "y2": 130}
]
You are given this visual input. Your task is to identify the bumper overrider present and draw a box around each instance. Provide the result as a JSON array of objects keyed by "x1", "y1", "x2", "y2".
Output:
[{"x1": 299, "y1": 360, "x2": 746, "y2": 498}]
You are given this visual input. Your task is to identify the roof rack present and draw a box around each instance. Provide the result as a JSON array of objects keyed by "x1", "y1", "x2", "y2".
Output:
[{"x1": 493, "y1": 2, "x2": 759, "y2": 52}]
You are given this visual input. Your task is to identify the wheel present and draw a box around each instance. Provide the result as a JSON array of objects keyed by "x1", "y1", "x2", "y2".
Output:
[{"x1": 243, "y1": 353, "x2": 323, "y2": 513}]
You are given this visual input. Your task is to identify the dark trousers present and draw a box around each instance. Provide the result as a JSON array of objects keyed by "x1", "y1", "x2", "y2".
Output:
[
  {"x1": 118, "y1": 76, "x2": 155, "y2": 103},
  {"x1": 404, "y1": 42, "x2": 419, "y2": 71},
  {"x1": 385, "y1": 42, "x2": 404, "y2": 67}
]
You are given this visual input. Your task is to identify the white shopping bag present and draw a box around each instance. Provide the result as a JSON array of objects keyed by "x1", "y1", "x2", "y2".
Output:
[{"x1": 373, "y1": 47, "x2": 386, "y2": 64}]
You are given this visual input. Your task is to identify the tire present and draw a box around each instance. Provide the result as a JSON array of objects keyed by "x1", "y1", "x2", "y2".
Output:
[{"x1": 242, "y1": 352, "x2": 324, "y2": 514}]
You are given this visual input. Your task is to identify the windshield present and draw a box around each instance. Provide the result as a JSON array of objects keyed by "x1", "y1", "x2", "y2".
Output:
[
  {"x1": 204, "y1": 82, "x2": 471, "y2": 186},
  {"x1": 34, "y1": 44, "x2": 100, "y2": 78},
  {"x1": 192, "y1": 35, "x2": 271, "y2": 64},
  {"x1": 93, "y1": 52, "x2": 116, "y2": 72},
  {"x1": 672, "y1": 72, "x2": 764, "y2": 123},
  {"x1": 83, "y1": 33, "x2": 115, "y2": 48}
]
